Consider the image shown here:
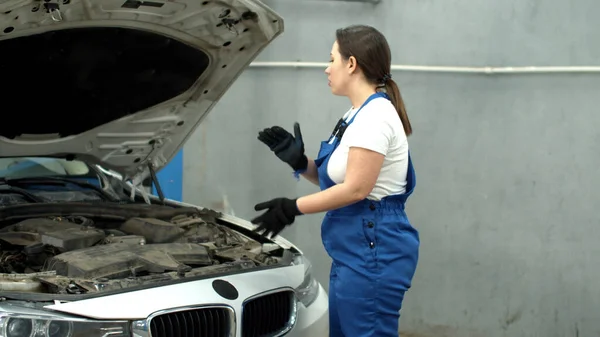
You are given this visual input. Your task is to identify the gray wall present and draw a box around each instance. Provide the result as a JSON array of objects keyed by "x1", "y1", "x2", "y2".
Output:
[{"x1": 183, "y1": 1, "x2": 600, "y2": 336}]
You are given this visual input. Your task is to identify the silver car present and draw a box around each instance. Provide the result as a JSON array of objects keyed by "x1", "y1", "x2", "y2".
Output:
[{"x1": 0, "y1": 0, "x2": 329, "y2": 336}]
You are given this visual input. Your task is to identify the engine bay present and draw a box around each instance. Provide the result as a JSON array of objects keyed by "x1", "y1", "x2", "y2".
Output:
[{"x1": 0, "y1": 206, "x2": 283, "y2": 295}]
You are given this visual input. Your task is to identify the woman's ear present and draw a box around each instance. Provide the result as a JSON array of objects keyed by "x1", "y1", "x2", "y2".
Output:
[{"x1": 347, "y1": 55, "x2": 358, "y2": 74}]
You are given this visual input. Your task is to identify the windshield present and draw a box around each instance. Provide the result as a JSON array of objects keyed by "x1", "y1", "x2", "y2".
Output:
[
  {"x1": 0, "y1": 157, "x2": 90, "y2": 179},
  {"x1": 0, "y1": 157, "x2": 133, "y2": 205}
]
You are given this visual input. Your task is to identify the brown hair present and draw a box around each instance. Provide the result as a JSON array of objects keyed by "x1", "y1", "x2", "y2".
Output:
[{"x1": 335, "y1": 25, "x2": 412, "y2": 136}]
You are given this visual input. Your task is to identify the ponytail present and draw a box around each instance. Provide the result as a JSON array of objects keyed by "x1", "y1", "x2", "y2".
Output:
[{"x1": 384, "y1": 79, "x2": 412, "y2": 137}]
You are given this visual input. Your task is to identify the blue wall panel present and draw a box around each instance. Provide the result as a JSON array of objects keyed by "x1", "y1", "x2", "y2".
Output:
[{"x1": 152, "y1": 150, "x2": 183, "y2": 202}]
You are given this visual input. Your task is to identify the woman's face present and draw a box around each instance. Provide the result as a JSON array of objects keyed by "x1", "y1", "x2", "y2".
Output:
[{"x1": 325, "y1": 40, "x2": 353, "y2": 96}]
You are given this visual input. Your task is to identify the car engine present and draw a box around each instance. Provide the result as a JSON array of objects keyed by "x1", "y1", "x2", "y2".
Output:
[{"x1": 0, "y1": 209, "x2": 281, "y2": 295}]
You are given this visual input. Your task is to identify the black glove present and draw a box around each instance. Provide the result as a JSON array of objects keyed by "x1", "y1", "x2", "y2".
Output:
[
  {"x1": 251, "y1": 197, "x2": 302, "y2": 238},
  {"x1": 258, "y1": 123, "x2": 308, "y2": 172}
]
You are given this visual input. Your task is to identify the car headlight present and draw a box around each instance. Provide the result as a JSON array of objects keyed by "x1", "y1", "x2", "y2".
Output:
[
  {"x1": 292, "y1": 254, "x2": 320, "y2": 307},
  {"x1": 0, "y1": 312, "x2": 130, "y2": 337}
]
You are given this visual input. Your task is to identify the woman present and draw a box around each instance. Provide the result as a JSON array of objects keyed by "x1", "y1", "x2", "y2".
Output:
[{"x1": 253, "y1": 24, "x2": 419, "y2": 337}]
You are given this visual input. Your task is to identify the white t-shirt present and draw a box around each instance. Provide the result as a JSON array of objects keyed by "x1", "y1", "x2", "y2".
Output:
[{"x1": 326, "y1": 96, "x2": 409, "y2": 201}]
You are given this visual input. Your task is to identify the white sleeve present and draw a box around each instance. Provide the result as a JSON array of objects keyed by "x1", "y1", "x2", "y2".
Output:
[{"x1": 342, "y1": 103, "x2": 395, "y2": 155}]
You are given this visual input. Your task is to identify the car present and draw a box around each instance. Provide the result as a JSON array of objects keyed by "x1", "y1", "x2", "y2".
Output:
[{"x1": 0, "y1": 0, "x2": 329, "y2": 336}]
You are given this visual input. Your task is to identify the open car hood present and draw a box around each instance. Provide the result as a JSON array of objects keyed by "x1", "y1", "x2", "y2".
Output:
[{"x1": 0, "y1": 0, "x2": 283, "y2": 181}]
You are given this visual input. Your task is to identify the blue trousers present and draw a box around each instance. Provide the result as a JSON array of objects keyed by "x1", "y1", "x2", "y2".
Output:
[{"x1": 322, "y1": 199, "x2": 420, "y2": 337}]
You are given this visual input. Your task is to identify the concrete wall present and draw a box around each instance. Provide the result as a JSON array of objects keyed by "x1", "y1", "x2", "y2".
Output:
[{"x1": 182, "y1": 1, "x2": 600, "y2": 336}]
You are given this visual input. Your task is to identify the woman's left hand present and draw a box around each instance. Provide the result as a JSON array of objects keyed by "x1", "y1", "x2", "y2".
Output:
[{"x1": 251, "y1": 197, "x2": 302, "y2": 238}]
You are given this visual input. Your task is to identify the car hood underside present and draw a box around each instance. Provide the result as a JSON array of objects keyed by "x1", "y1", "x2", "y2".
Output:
[{"x1": 0, "y1": 0, "x2": 283, "y2": 181}]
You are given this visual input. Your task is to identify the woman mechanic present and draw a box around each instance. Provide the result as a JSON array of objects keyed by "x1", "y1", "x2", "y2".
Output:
[{"x1": 252, "y1": 24, "x2": 420, "y2": 337}]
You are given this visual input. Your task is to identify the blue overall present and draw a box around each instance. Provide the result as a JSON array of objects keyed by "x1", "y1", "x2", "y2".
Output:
[{"x1": 314, "y1": 92, "x2": 419, "y2": 337}]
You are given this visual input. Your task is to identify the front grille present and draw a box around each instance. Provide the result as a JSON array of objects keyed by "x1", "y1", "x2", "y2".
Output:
[
  {"x1": 242, "y1": 290, "x2": 297, "y2": 337},
  {"x1": 149, "y1": 306, "x2": 233, "y2": 337}
]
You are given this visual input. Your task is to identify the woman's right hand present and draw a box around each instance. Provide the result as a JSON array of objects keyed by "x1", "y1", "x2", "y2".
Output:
[{"x1": 258, "y1": 122, "x2": 308, "y2": 172}]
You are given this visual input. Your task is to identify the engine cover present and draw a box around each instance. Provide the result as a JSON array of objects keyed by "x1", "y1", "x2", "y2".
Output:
[
  {"x1": 46, "y1": 242, "x2": 213, "y2": 279},
  {"x1": 0, "y1": 218, "x2": 105, "y2": 251}
]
